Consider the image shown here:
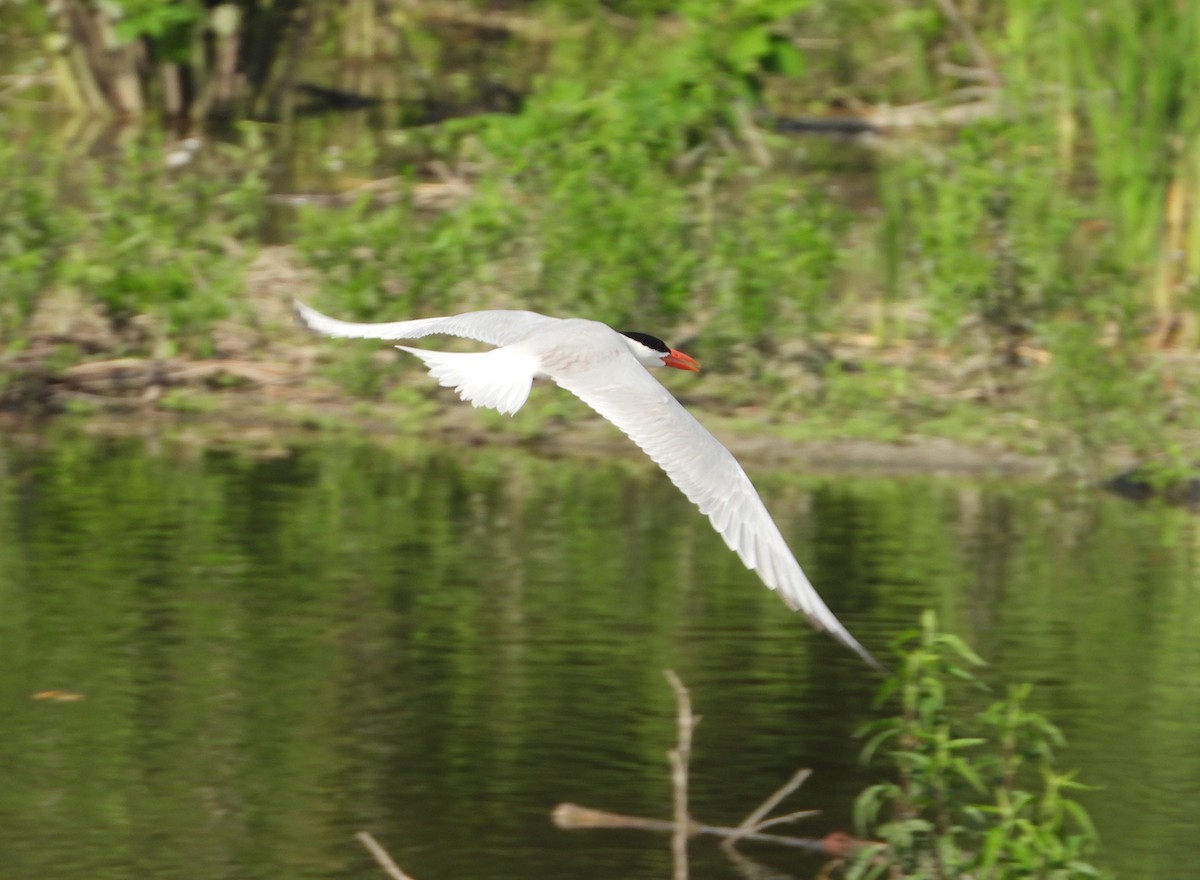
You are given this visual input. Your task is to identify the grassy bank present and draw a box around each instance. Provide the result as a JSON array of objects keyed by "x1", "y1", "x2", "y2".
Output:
[{"x1": 1, "y1": 1, "x2": 1198, "y2": 479}]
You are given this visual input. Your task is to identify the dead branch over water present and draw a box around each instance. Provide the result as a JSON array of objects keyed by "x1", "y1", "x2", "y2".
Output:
[
  {"x1": 354, "y1": 671, "x2": 876, "y2": 880},
  {"x1": 553, "y1": 670, "x2": 877, "y2": 878}
]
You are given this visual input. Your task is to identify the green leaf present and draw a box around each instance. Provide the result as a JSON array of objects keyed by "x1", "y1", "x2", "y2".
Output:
[
  {"x1": 872, "y1": 675, "x2": 900, "y2": 707},
  {"x1": 1009, "y1": 790, "x2": 1036, "y2": 815},
  {"x1": 939, "y1": 633, "x2": 987, "y2": 665},
  {"x1": 948, "y1": 737, "x2": 987, "y2": 750},
  {"x1": 952, "y1": 757, "x2": 987, "y2": 792},
  {"x1": 727, "y1": 26, "x2": 771, "y2": 72},
  {"x1": 1062, "y1": 799, "x2": 1099, "y2": 840},
  {"x1": 768, "y1": 40, "x2": 805, "y2": 77},
  {"x1": 860, "y1": 726, "x2": 901, "y2": 764}
]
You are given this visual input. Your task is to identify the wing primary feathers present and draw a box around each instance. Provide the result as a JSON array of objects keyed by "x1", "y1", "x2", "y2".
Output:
[
  {"x1": 551, "y1": 357, "x2": 885, "y2": 673},
  {"x1": 294, "y1": 299, "x2": 558, "y2": 347}
]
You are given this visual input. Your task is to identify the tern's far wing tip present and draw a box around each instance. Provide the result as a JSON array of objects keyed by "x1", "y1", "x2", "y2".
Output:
[
  {"x1": 292, "y1": 298, "x2": 321, "y2": 329},
  {"x1": 802, "y1": 608, "x2": 888, "y2": 674}
]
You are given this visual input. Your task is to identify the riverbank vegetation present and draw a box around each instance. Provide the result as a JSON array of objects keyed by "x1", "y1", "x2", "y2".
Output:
[{"x1": 2, "y1": 0, "x2": 1198, "y2": 478}]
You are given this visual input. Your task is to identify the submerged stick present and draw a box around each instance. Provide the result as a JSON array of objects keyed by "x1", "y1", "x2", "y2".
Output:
[
  {"x1": 553, "y1": 803, "x2": 679, "y2": 833},
  {"x1": 356, "y1": 831, "x2": 418, "y2": 880},
  {"x1": 665, "y1": 670, "x2": 697, "y2": 880},
  {"x1": 552, "y1": 803, "x2": 831, "y2": 851}
]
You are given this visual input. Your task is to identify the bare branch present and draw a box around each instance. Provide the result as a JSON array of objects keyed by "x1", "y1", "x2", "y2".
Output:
[
  {"x1": 749, "y1": 809, "x2": 823, "y2": 832},
  {"x1": 734, "y1": 768, "x2": 813, "y2": 835}
]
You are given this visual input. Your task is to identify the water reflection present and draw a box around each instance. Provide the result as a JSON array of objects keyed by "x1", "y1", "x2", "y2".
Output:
[{"x1": 0, "y1": 431, "x2": 1196, "y2": 879}]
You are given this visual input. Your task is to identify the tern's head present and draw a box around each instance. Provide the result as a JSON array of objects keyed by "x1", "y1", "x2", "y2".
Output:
[{"x1": 620, "y1": 331, "x2": 700, "y2": 372}]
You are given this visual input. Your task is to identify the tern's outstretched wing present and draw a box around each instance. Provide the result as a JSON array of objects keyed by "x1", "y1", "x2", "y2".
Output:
[
  {"x1": 297, "y1": 301, "x2": 880, "y2": 670},
  {"x1": 294, "y1": 300, "x2": 559, "y2": 347},
  {"x1": 549, "y1": 353, "x2": 882, "y2": 671}
]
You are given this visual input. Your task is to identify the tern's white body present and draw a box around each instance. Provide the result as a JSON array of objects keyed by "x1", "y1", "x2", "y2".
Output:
[{"x1": 295, "y1": 301, "x2": 880, "y2": 670}]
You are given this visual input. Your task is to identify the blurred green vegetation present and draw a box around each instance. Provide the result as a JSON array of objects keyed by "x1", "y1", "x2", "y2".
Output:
[
  {"x1": 1, "y1": 0, "x2": 1198, "y2": 464},
  {"x1": 0, "y1": 133, "x2": 269, "y2": 356}
]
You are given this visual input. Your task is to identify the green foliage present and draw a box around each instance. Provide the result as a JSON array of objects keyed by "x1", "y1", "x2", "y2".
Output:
[
  {"x1": 0, "y1": 131, "x2": 269, "y2": 356},
  {"x1": 706, "y1": 174, "x2": 845, "y2": 340},
  {"x1": 531, "y1": 152, "x2": 698, "y2": 326},
  {"x1": 851, "y1": 612, "x2": 1104, "y2": 880},
  {"x1": 479, "y1": 0, "x2": 812, "y2": 168},
  {"x1": 679, "y1": 0, "x2": 811, "y2": 90},
  {"x1": 0, "y1": 146, "x2": 75, "y2": 339},
  {"x1": 294, "y1": 1, "x2": 842, "y2": 348},
  {"x1": 110, "y1": 0, "x2": 205, "y2": 59},
  {"x1": 881, "y1": 126, "x2": 1083, "y2": 354},
  {"x1": 317, "y1": 345, "x2": 397, "y2": 400},
  {"x1": 58, "y1": 135, "x2": 268, "y2": 355},
  {"x1": 297, "y1": 175, "x2": 520, "y2": 320},
  {"x1": 296, "y1": 158, "x2": 845, "y2": 355},
  {"x1": 295, "y1": 1, "x2": 846, "y2": 347},
  {"x1": 1000, "y1": 0, "x2": 1200, "y2": 327},
  {"x1": 1020, "y1": 0, "x2": 1200, "y2": 261}
]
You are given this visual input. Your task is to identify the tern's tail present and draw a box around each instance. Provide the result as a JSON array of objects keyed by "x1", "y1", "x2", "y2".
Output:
[{"x1": 396, "y1": 345, "x2": 538, "y2": 417}]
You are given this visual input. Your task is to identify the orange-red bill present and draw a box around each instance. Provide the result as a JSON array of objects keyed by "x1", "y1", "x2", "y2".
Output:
[{"x1": 664, "y1": 349, "x2": 700, "y2": 372}]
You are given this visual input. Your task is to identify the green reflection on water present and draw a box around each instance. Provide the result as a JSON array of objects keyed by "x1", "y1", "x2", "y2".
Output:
[{"x1": 0, "y1": 430, "x2": 1196, "y2": 880}]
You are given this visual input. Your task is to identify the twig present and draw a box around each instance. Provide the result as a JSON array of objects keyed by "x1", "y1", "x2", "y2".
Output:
[
  {"x1": 356, "y1": 831, "x2": 418, "y2": 880},
  {"x1": 731, "y1": 768, "x2": 814, "y2": 838},
  {"x1": 748, "y1": 809, "x2": 822, "y2": 833},
  {"x1": 665, "y1": 670, "x2": 697, "y2": 880}
]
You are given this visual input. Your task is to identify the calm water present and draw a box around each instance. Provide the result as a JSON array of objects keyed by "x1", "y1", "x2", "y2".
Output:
[{"x1": 0, "y1": 429, "x2": 1196, "y2": 880}]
